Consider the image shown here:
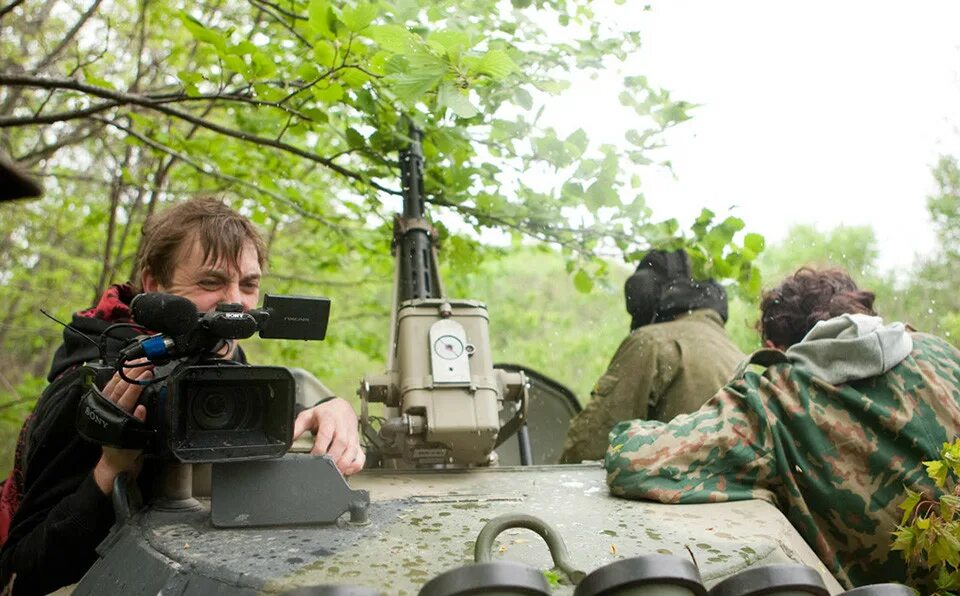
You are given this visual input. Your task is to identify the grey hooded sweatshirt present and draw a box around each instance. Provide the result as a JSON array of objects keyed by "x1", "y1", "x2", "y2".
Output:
[{"x1": 785, "y1": 314, "x2": 914, "y2": 384}]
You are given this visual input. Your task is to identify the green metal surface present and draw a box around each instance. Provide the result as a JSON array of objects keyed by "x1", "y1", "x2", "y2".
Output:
[{"x1": 115, "y1": 464, "x2": 843, "y2": 595}]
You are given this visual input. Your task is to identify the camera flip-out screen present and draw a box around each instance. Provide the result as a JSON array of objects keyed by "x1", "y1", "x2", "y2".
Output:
[{"x1": 259, "y1": 295, "x2": 330, "y2": 340}]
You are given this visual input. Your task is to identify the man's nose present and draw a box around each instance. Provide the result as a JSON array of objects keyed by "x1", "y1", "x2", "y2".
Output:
[{"x1": 221, "y1": 284, "x2": 243, "y2": 307}]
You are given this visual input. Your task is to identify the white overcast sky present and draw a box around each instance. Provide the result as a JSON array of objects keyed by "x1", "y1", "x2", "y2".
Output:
[{"x1": 538, "y1": 1, "x2": 960, "y2": 272}]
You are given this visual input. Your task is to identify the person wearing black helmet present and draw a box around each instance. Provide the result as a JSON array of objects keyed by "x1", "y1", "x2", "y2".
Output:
[{"x1": 560, "y1": 249, "x2": 745, "y2": 463}]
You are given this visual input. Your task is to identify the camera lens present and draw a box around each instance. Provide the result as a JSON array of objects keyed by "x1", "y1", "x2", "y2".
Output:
[
  {"x1": 196, "y1": 392, "x2": 230, "y2": 428},
  {"x1": 189, "y1": 383, "x2": 263, "y2": 431}
]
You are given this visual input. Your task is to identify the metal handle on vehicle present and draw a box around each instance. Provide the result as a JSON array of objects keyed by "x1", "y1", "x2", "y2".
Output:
[{"x1": 474, "y1": 513, "x2": 586, "y2": 584}]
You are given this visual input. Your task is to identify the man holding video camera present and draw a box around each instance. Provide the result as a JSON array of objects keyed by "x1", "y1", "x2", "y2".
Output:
[{"x1": 0, "y1": 195, "x2": 364, "y2": 595}]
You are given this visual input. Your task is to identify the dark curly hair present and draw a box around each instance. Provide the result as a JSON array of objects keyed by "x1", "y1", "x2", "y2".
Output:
[{"x1": 759, "y1": 267, "x2": 877, "y2": 348}]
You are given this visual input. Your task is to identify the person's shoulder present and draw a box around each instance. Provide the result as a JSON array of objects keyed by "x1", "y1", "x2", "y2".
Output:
[
  {"x1": 643, "y1": 309, "x2": 725, "y2": 339},
  {"x1": 30, "y1": 369, "x2": 88, "y2": 433},
  {"x1": 906, "y1": 331, "x2": 960, "y2": 364},
  {"x1": 623, "y1": 325, "x2": 672, "y2": 350}
]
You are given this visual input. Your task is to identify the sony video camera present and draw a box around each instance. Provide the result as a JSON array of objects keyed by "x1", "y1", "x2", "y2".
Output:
[{"x1": 76, "y1": 292, "x2": 330, "y2": 463}]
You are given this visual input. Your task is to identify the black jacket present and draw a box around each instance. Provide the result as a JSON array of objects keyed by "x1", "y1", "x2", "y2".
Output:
[
  {"x1": 0, "y1": 285, "x2": 255, "y2": 595},
  {"x1": 0, "y1": 287, "x2": 140, "y2": 595}
]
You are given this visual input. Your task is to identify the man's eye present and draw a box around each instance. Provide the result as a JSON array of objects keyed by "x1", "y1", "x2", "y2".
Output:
[
  {"x1": 242, "y1": 282, "x2": 260, "y2": 292},
  {"x1": 199, "y1": 280, "x2": 222, "y2": 289}
]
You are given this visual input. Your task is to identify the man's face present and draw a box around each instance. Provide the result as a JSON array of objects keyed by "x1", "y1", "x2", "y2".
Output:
[{"x1": 142, "y1": 237, "x2": 262, "y2": 313}]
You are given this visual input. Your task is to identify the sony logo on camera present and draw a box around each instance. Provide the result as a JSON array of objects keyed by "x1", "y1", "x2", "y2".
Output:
[{"x1": 83, "y1": 405, "x2": 109, "y2": 429}]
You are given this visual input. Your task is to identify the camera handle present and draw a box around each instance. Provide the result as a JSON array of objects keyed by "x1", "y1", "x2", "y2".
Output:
[{"x1": 76, "y1": 383, "x2": 156, "y2": 449}]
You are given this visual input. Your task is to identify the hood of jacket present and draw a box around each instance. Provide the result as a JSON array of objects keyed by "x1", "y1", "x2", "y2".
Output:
[
  {"x1": 47, "y1": 284, "x2": 140, "y2": 381},
  {"x1": 785, "y1": 313, "x2": 913, "y2": 385}
]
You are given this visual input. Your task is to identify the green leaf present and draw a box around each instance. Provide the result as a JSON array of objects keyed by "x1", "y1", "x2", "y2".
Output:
[
  {"x1": 437, "y1": 82, "x2": 478, "y2": 118},
  {"x1": 178, "y1": 71, "x2": 203, "y2": 84},
  {"x1": 342, "y1": 2, "x2": 378, "y2": 31},
  {"x1": 718, "y1": 216, "x2": 746, "y2": 233},
  {"x1": 302, "y1": 108, "x2": 329, "y2": 123},
  {"x1": 81, "y1": 68, "x2": 115, "y2": 90},
  {"x1": 227, "y1": 40, "x2": 257, "y2": 56},
  {"x1": 899, "y1": 489, "x2": 922, "y2": 525},
  {"x1": 179, "y1": 12, "x2": 227, "y2": 53},
  {"x1": 926, "y1": 459, "x2": 950, "y2": 487},
  {"x1": 223, "y1": 55, "x2": 248, "y2": 77},
  {"x1": 313, "y1": 41, "x2": 336, "y2": 67},
  {"x1": 308, "y1": 0, "x2": 333, "y2": 38},
  {"x1": 346, "y1": 127, "x2": 366, "y2": 149},
  {"x1": 565, "y1": 128, "x2": 588, "y2": 155},
  {"x1": 891, "y1": 526, "x2": 916, "y2": 553},
  {"x1": 474, "y1": 49, "x2": 519, "y2": 80},
  {"x1": 341, "y1": 68, "x2": 370, "y2": 88},
  {"x1": 367, "y1": 24, "x2": 420, "y2": 53},
  {"x1": 514, "y1": 87, "x2": 533, "y2": 110},
  {"x1": 743, "y1": 233, "x2": 766, "y2": 255},
  {"x1": 429, "y1": 30, "x2": 472, "y2": 59},
  {"x1": 251, "y1": 53, "x2": 276, "y2": 78},
  {"x1": 389, "y1": 53, "x2": 447, "y2": 102},
  {"x1": 312, "y1": 83, "x2": 345, "y2": 103},
  {"x1": 253, "y1": 83, "x2": 287, "y2": 102},
  {"x1": 573, "y1": 268, "x2": 593, "y2": 293}
]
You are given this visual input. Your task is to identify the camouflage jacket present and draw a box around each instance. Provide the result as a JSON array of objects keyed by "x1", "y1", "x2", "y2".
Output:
[
  {"x1": 561, "y1": 309, "x2": 744, "y2": 463},
  {"x1": 605, "y1": 331, "x2": 960, "y2": 588}
]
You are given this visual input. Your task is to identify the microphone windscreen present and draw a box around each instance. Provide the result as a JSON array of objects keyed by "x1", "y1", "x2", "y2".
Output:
[{"x1": 131, "y1": 292, "x2": 198, "y2": 336}]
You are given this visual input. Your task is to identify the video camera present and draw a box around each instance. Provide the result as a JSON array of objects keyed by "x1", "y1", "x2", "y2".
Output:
[{"x1": 76, "y1": 292, "x2": 330, "y2": 463}]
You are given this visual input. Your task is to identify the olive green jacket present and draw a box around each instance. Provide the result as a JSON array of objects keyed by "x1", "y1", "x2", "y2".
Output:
[{"x1": 561, "y1": 309, "x2": 744, "y2": 463}]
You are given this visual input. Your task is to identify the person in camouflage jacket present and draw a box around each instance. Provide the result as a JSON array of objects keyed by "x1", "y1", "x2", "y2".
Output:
[
  {"x1": 605, "y1": 267, "x2": 960, "y2": 589},
  {"x1": 561, "y1": 250, "x2": 744, "y2": 463}
]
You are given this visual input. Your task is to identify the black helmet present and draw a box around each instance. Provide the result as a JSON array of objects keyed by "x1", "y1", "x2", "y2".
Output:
[
  {"x1": 624, "y1": 249, "x2": 690, "y2": 330},
  {"x1": 656, "y1": 278, "x2": 729, "y2": 323}
]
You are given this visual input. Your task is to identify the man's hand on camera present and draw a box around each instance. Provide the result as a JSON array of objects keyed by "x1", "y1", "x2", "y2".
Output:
[
  {"x1": 92, "y1": 364, "x2": 154, "y2": 495},
  {"x1": 292, "y1": 398, "x2": 365, "y2": 476}
]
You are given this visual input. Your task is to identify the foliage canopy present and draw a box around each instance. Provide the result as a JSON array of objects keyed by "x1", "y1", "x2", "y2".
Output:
[{"x1": 0, "y1": 0, "x2": 764, "y2": 389}]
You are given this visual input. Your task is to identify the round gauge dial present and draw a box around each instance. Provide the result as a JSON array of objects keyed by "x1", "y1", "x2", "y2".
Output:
[{"x1": 434, "y1": 335, "x2": 465, "y2": 360}]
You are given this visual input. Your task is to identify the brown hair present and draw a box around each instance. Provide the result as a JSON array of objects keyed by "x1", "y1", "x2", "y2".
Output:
[
  {"x1": 759, "y1": 267, "x2": 877, "y2": 348},
  {"x1": 133, "y1": 197, "x2": 267, "y2": 290}
]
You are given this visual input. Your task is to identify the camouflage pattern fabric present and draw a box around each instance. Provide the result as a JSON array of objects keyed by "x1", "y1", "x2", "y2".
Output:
[
  {"x1": 605, "y1": 332, "x2": 960, "y2": 589},
  {"x1": 561, "y1": 309, "x2": 744, "y2": 463}
]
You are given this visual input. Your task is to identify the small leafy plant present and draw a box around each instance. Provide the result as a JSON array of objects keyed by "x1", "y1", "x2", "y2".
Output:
[{"x1": 892, "y1": 439, "x2": 960, "y2": 595}]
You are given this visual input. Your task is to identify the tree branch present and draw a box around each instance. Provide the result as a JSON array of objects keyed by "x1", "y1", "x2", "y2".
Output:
[
  {"x1": 245, "y1": 0, "x2": 310, "y2": 47},
  {"x1": 33, "y1": 0, "x2": 106, "y2": 72},
  {"x1": 94, "y1": 116, "x2": 346, "y2": 229},
  {"x1": 0, "y1": 0, "x2": 26, "y2": 20},
  {"x1": 16, "y1": 121, "x2": 105, "y2": 164},
  {"x1": 0, "y1": 73, "x2": 401, "y2": 194},
  {"x1": 249, "y1": 0, "x2": 304, "y2": 21},
  {"x1": 146, "y1": 91, "x2": 312, "y2": 121},
  {"x1": 0, "y1": 100, "x2": 120, "y2": 127}
]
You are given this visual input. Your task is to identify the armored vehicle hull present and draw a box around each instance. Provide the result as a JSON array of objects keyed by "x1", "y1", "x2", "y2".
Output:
[{"x1": 74, "y1": 463, "x2": 842, "y2": 595}]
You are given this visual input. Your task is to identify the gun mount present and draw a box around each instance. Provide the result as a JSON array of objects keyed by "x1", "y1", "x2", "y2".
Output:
[{"x1": 359, "y1": 125, "x2": 529, "y2": 468}]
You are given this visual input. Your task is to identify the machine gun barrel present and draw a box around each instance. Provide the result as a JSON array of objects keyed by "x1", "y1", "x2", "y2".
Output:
[{"x1": 397, "y1": 126, "x2": 438, "y2": 301}]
